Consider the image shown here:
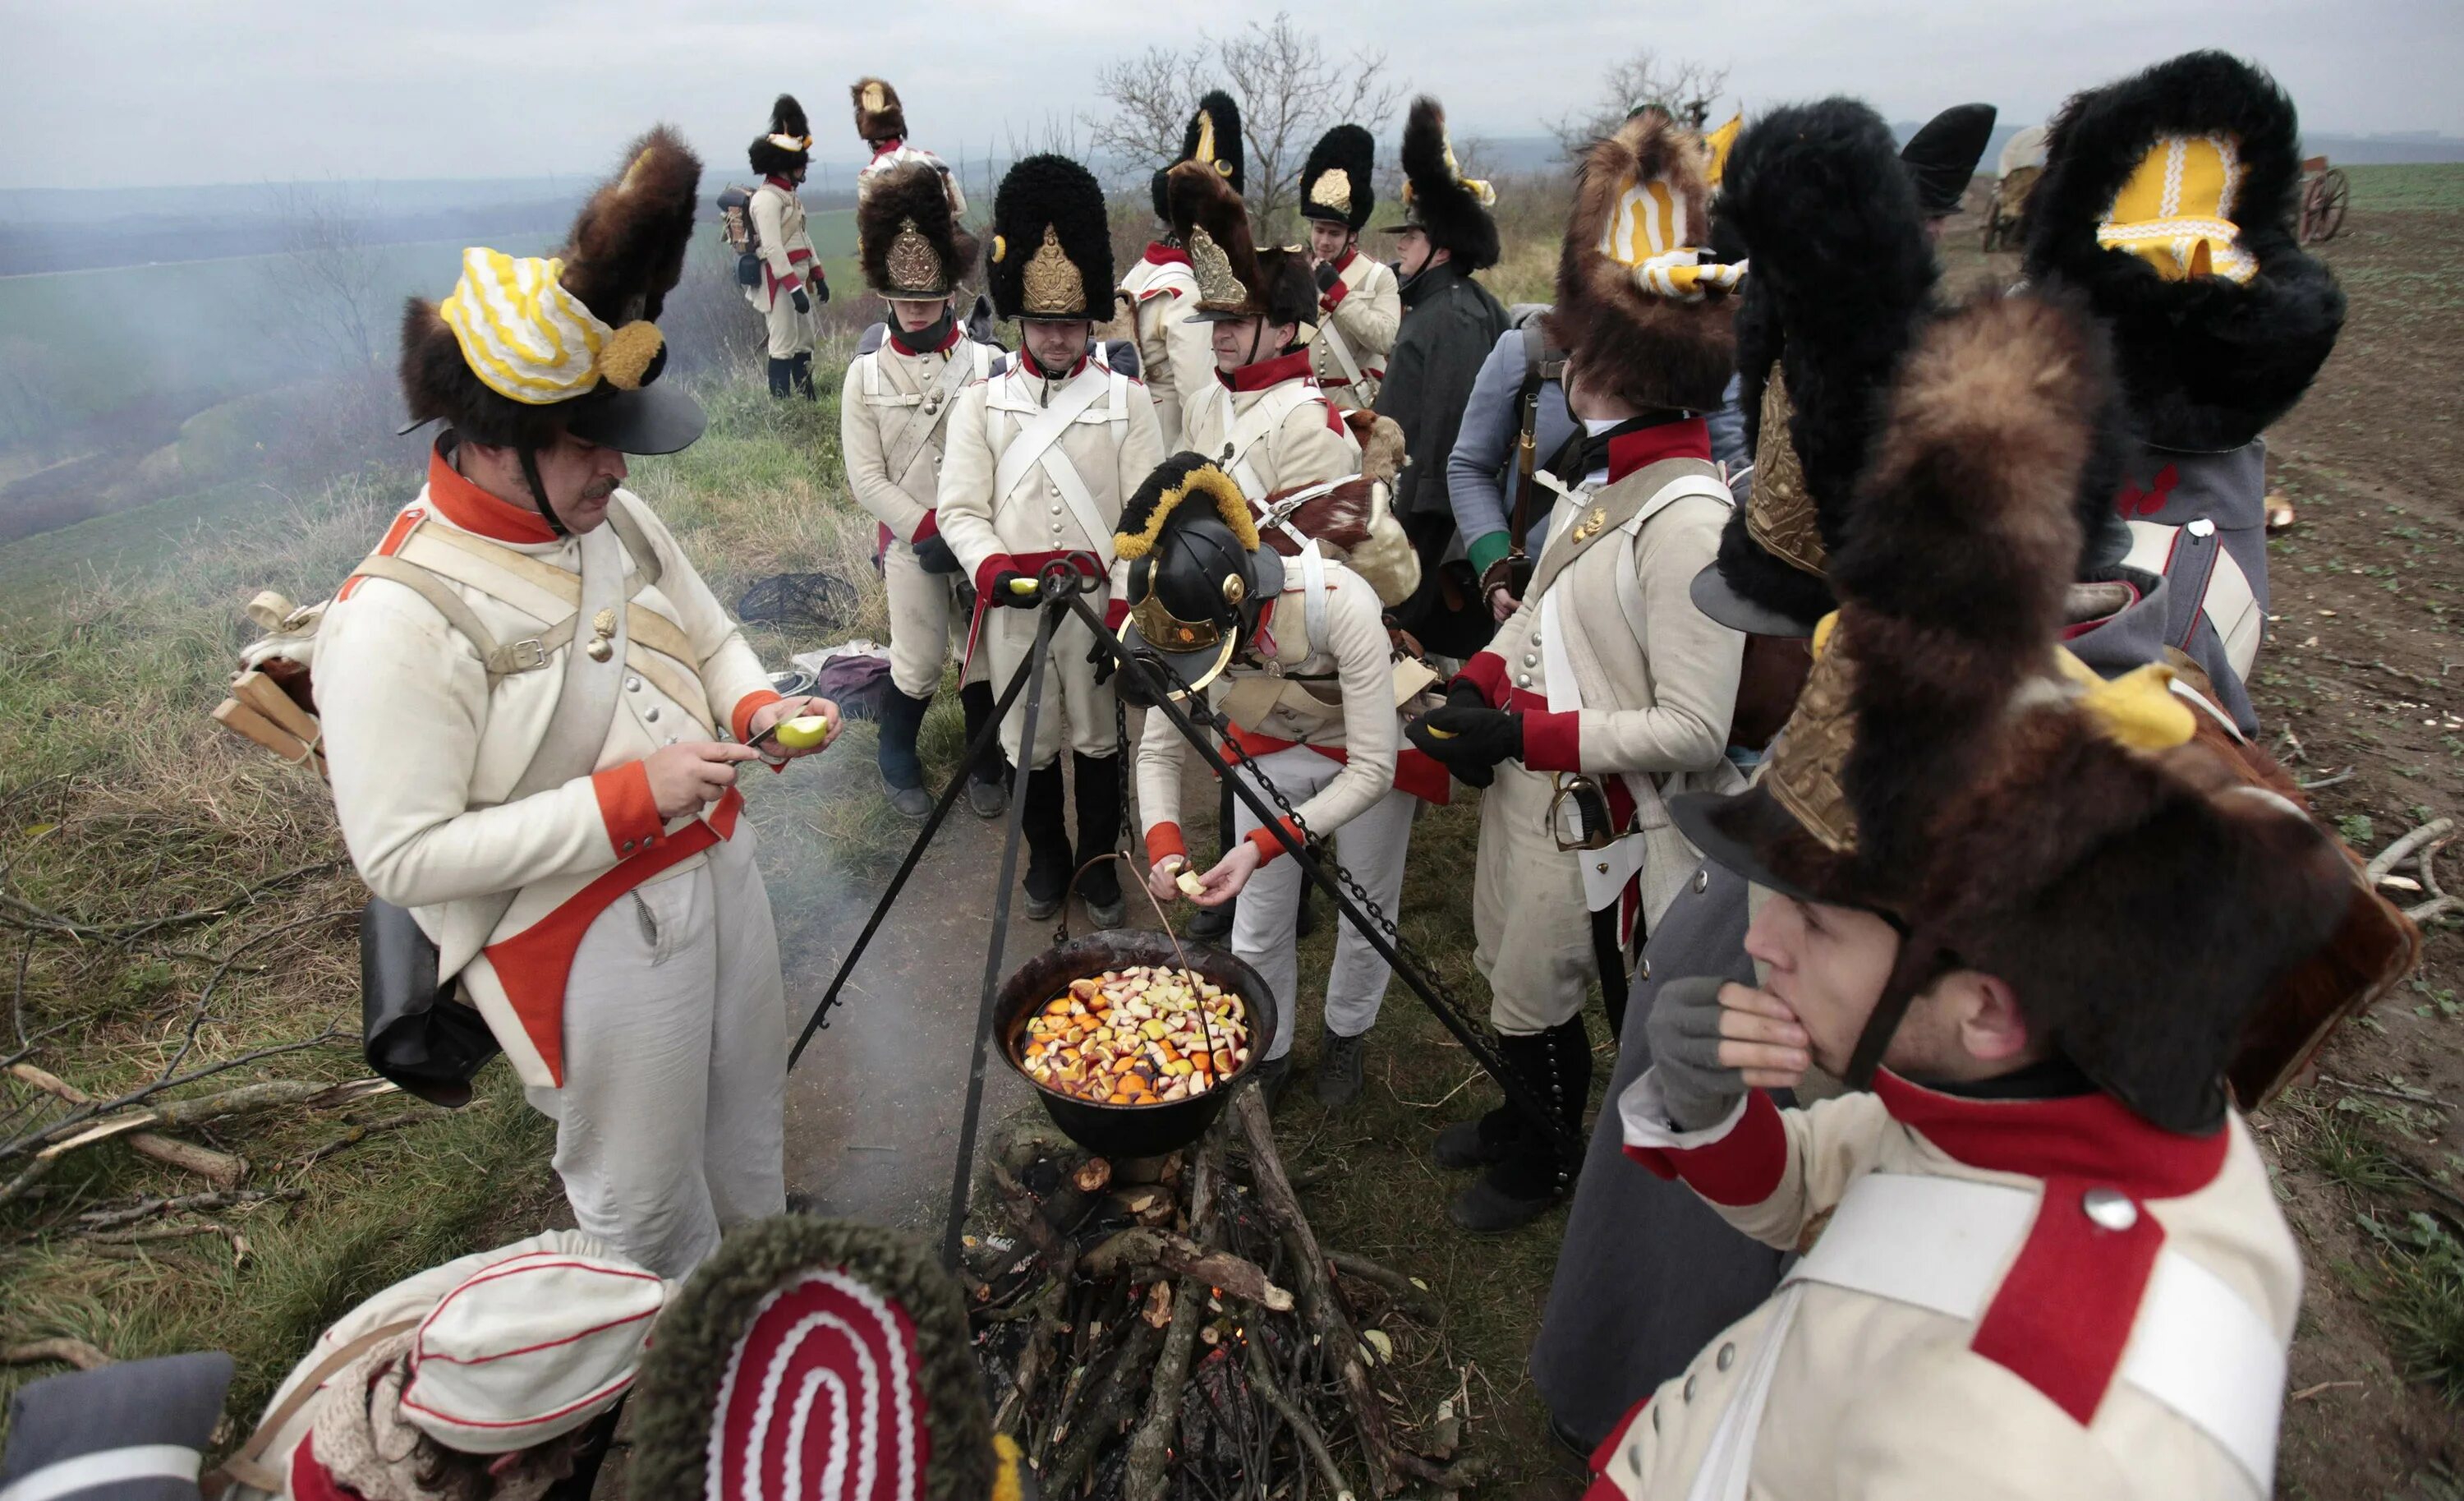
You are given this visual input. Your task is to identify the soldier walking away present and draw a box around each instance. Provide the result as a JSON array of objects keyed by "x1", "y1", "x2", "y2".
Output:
[
  {"x1": 1122, "y1": 90, "x2": 1244, "y2": 453},
  {"x1": 937, "y1": 155, "x2": 1165, "y2": 930},
  {"x1": 1169, "y1": 159, "x2": 1361, "y2": 499},
  {"x1": 851, "y1": 74, "x2": 968, "y2": 217},
  {"x1": 1299, "y1": 124, "x2": 1400, "y2": 412},
  {"x1": 1117, "y1": 456, "x2": 1434, "y2": 1111},
  {"x1": 315, "y1": 128, "x2": 839, "y2": 1278},
  {"x1": 842, "y1": 162, "x2": 1008, "y2": 821},
  {"x1": 745, "y1": 94, "x2": 826, "y2": 398},
  {"x1": 1407, "y1": 107, "x2": 1744, "y2": 1233},
  {"x1": 1375, "y1": 97, "x2": 1510, "y2": 662},
  {"x1": 1899, "y1": 102, "x2": 1997, "y2": 238}
]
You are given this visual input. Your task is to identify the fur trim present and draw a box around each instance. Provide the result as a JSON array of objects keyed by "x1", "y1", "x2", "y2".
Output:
[
  {"x1": 749, "y1": 93, "x2": 811, "y2": 176},
  {"x1": 1545, "y1": 108, "x2": 1735, "y2": 412},
  {"x1": 1300, "y1": 123, "x2": 1377, "y2": 230},
  {"x1": 858, "y1": 160, "x2": 979, "y2": 297},
  {"x1": 628, "y1": 1217, "x2": 991, "y2": 1501},
  {"x1": 1711, "y1": 98, "x2": 1938, "y2": 628},
  {"x1": 1117, "y1": 454, "x2": 1259, "y2": 559},
  {"x1": 1258, "y1": 474, "x2": 1420, "y2": 607},
  {"x1": 1167, "y1": 160, "x2": 1264, "y2": 311},
  {"x1": 987, "y1": 154, "x2": 1115, "y2": 321},
  {"x1": 851, "y1": 76, "x2": 907, "y2": 144},
  {"x1": 2024, "y1": 50, "x2": 2344, "y2": 449},
  {"x1": 1152, "y1": 89, "x2": 1245, "y2": 222},
  {"x1": 1397, "y1": 97, "x2": 1498, "y2": 269},
  {"x1": 1344, "y1": 410, "x2": 1405, "y2": 484}
]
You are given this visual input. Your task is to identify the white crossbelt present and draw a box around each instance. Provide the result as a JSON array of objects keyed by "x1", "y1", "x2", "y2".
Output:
[
  {"x1": 2123, "y1": 517, "x2": 2263, "y2": 679},
  {"x1": 1316, "y1": 313, "x2": 1365, "y2": 390},
  {"x1": 1683, "y1": 1172, "x2": 2285, "y2": 1501},
  {"x1": 992, "y1": 363, "x2": 1122, "y2": 567},
  {"x1": 0, "y1": 1444, "x2": 202, "y2": 1501}
]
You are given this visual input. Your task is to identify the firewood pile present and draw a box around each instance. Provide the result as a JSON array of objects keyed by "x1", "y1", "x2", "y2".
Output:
[{"x1": 964, "y1": 1091, "x2": 1483, "y2": 1501}]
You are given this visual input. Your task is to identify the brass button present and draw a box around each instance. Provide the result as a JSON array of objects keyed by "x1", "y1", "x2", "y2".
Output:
[
  {"x1": 1596, "y1": 862, "x2": 1609, "y2": 873},
  {"x1": 1717, "y1": 1342, "x2": 1735, "y2": 1371},
  {"x1": 1640, "y1": 959, "x2": 1651, "y2": 980}
]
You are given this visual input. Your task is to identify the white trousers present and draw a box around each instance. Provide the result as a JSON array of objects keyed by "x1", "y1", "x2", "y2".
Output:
[
  {"x1": 977, "y1": 598, "x2": 1117, "y2": 768},
  {"x1": 1228, "y1": 746, "x2": 1417, "y2": 1059},
  {"x1": 883, "y1": 540, "x2": 982, "y2": 698},
  {"x1": 754, "y1": 284, "x2": 815, "y2": 359},
  {"x1": 1471, "y1": 759, "x2": 1596, "y2": 1034},
  {"x1": 523, "y1": 830, "x2": 787, "y2": 1278}
]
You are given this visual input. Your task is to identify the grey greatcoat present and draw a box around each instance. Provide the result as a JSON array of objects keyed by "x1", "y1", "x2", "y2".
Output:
[{"x1": 1375, "y1": 260, "x2": 1508, "y2": 658}]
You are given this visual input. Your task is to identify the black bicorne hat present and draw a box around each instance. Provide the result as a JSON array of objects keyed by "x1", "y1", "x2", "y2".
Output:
[{"x1": 1900, "y1": 103, "x2": 1997, "y2": 216}]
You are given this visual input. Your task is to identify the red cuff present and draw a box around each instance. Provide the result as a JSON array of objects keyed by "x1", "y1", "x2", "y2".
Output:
[
  {"x1": 911, "y1": 510, "x2": 940, "y2": 546},
  {"x1": 1146, "y1": 821, "x2": 1188, "y2": 868},
  {"x1": 787, "y1": 246, "x2": 814, "y2": 265},
  {"x1": 1620, "y1": 1090, "x2": 1788, "y2": 1206},
  {"x1": 1245, "y1": 817, "x2": 1306, "y2": 865},
  {"x1": 1104, "y1": 597, "x2": 1129, "y2": 632},
  {"x1": 1454, "y1": 652, "x2": 1507, "y2": 708},
  {"x1": 1591, "y1": 1393, "x2": 1654, "y2": 1476},
  {"x1": 732, "y1": 689, "x2": 785, "y2": 745},
  {"x1": 1321, "y1": 278, "x2": 1350, "y2": 311},
  {"x1": 591, "y1": 762, "x2": 665, "y2": 855},
  {"x1": 974, "y1": 552, "x2": 1018, "y2": 599},
  {"x1": 1519, "y1": 710, "x2": 1582, "y2": 772}
]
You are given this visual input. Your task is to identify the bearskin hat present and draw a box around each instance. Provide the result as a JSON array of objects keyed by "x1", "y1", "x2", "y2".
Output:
[
  {"x1": 1900, "y1": 103, "x2": 1997, "y2": 216},
  {"x1": 1547, "y1": 107, "x2": 1736, "y2": 415},
  {"x1": 1168, "y1": 160, "x2": 1264, "y2": 310},
  {"x1": 399, "y1": 125, "x2": 702, "y2": 454},
  {"x1": 1391, "y1": 96, "x2": 1498, "y2": 269},
  {"x1": 1300, "y1": 123, "x2": 1377, "y2": 231},
  {"x1": 1151, "y1": 89, "x2": 1246, "y2": 223},
  {"x1": 1676, "y1": 290, "x2": 2357, "y2": 1134},
  {"x1": 2024, "y1": 51, "x2": 2344, "y2": 450},
  {"x1": 1695, "y1": 99, "x2": 1940, "y2": 636},
  {"x1": 748, "y1": 94, "x2": 811, "y2": 177},
  {"x1": 986, "y1": 154, "x2": 1115, "y2": 321},
  {"x1": 859, "y1": 161, "x2": 979, "y2": 298},
  {"x1": 851, "y1": 76, "x2": 907, "y2": 145}
]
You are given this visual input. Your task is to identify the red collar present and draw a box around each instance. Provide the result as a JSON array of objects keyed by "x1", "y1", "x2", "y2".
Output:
[
  {"x1": 425, "y1": 443, "x2": 559, "y2": 545},
  {"x1": 1605, "y1": 417, "x2": 1712, "y2": 484},
  {"x1": 889, "y1": 321, "x2": 962, "y2": 357},
  {"x1": 1221, "y1": 348, "x2": 1314, "y2": 394},
  {"x1": 1331, "y1": 245, "x2": 1358, "y2": 274},
  {"x1": 1142, "y1": 242, "x2": 1193, "y2": 269},
  {"x1": 1019, "y1": 349, "x2": 1091, "y2": 380},
  {"x1": 763, "y1": 173, "x2": 798, "y2": 194},
  {"x1": 1874, "y1": 1070, "x2": 2228, "y2": 1200},
  {"x1": 869, "y1": 138, "x2": 904, "y2": 162}
]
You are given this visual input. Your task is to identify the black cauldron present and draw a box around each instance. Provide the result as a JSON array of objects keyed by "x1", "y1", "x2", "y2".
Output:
[{"x1": 996, "y1": 929, "x2": 1278, "y2": 1160}]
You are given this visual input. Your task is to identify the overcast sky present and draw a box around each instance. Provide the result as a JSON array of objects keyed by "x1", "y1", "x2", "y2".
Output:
[{"x1": 5, "y1": 0, "x2": 2458, "y2": 190}]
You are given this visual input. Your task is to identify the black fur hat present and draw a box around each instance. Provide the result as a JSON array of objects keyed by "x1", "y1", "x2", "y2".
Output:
[
  {"x1": 859, "y1": 161, "x2": 979, "y2": 297},
  {"x1": 1697, "y1": 99, "x2": 1939, "y2": 635},
  {"x1": 1388, "y1": 97, "x2": 1498, "y2": 269},
  {"x1": 1151, "y1": 90, "x2": 1245, "y2": 223},
  {"x1": 1900, "y1": 103, "x2": 1997, "y2": 216},
  {"x1": 1299, "y1": 123, "x2": 1376, "y2": 230},
  {"x1": 987, "y1": 154, "x2": 1115, "y2": 321},
  {"x1": 2024, "y1": 50, "x2": 2344, "y2": 450},
  {"x1": 748, "y1": 93, "x2": 811, "y2": 178}
]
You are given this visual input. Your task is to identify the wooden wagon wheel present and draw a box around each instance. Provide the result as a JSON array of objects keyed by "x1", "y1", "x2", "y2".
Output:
[{"x1": 2310, "y1": 168, "x2": 2351, "y2": 243}]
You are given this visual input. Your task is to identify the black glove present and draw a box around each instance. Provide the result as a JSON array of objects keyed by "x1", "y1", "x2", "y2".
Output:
[
  {"x1": 991, "y1": 569, "x2": 1043, "y2": 609},
  {"x1": 1442, "y1": 679, "x2": 1489, "y2": 711},
  {"x1": 1405, "y1": 703, "x2": 1523, "y2": 774},
  {"x1": 1643, "y1": 975, "x2": 1749, "y2": 1131},
  {"x1": 913, "y1": 534, "x2": 960, "y2": 575},
  {"x1": 1314, "y1": 260, "x2": 1340, "y2": 293},
  {"x1": 810, "y1": 271, "x2": 830, "y2": 305},
  {"x1": 790, "y1": 288, "x2": 811, "y2": 315},
  {"x1": 1087, "y1": 635, "x2": 1116, "y2": 686}
]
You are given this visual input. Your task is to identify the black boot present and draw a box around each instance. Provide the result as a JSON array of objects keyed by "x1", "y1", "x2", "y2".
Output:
[
  {"x1": 1020, "y1": 762, "x2": 1070, "y2": 920},
  {"x1": 1433, "y1": 1102, "x2": 1524, "y2": 1170},
  {"x1": 1184, "y1": 774, "x2": 1238, "y2": 942},
  {"x1": 790, "y1": 351, "x2": 816, "y2": 399},
  {"x1": 958, "y1": 682, "x2": 1009, "y2": 819},
  {"x1": 876, "y1": 687, "x2": 932, "y2": 819},
  {"x1": 1447, "y1": 1019, "x2": 1590, "y2": 1233},
  {"x1": 1073, "y1": 751, "x2": 1126, "y2": 928},
  {"x1": 766, "y1": 357, "x2": 793, "y2": 398}
]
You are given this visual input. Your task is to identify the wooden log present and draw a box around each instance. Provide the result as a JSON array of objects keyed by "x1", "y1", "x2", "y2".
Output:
[
  {"x1": 1122, "y1": 1126, "x2": 1225, "y2": 1501},
  {"x1": 1042, "y1": 1311, "x2": 1165, "y2": 1496},
  {"x1": 1246, "y1": 1323, "x2": 1361, "y2": 1501},
  {"x1": 1081, "y1": 1227, "x2": 1292, "y2": 1312},
  {"x1": 212, "y1": 698, "x2": 315, "y2": 766},
  {"x1": 991, "y1": 1278, "x2": 1068, "y2": 1438},
  {"x1": 9, "y1": 1063, "x2": 246, "y2": 1187},
  {"x1": 1326, "y1": 1250, "x2": 1443, "y2": 1324},
  {"x1": 988, "y1": 1162, "x2": 1071, "y2": 1270},
  {"x1": 232, "y1": 670, "x2": 322, "y2": 748}
]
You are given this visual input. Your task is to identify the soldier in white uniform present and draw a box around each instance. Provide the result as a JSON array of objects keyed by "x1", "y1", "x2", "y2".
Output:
[
  {"x1": 938, "y1": 154, "x2": 1165, "y2": 928},
  {"x1": 1119, "y1": 90, "x2": 1243, "y2": 452},
  {"x1": 850, "y1": 74, "x2": 968, "y2": 218},
  {"x1": 1299, "y1": 124, "x2": 1401, "y2": 412},
  {"x1": 1166, "y1": 159, "x2": 1363, "y2": 501},
  {"x1": 315, "y1": 129, "x2": 838, "y2": 1279},
  {"x1": 1408, "y1": 108, "x2": 1745, "y2": 1232},
  {"x1": 1595, "y1": 288, "x2": 2364, "y2": 1501},
  {"x1": 841, "y1": 162, "x2": 1007, "y2": 821},
  {"x1": 1116, "y1": 455, "x2": 1436, "y2": 1109},
  {"x1": 744, "y1": 94, "x2": 826, "y2": 399}
]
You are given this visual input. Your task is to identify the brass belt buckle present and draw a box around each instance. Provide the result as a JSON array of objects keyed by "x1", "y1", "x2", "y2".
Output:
[{"x1": 1548, "y1": 773, "x2": 1619, "y2": 852}]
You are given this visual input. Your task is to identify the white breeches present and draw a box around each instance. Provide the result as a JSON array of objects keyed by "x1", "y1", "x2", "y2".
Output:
[
  {"x1": 1473, "y1": 758, "x2": 1596, "y2": 1034},
  {"x1": 523, "y1": 831, "x2": 787, "y2": 1278},
  {"x1": 976, "y1": 601, "x2": 1118, "y2": 769},
  {"x1": 756, "y1": 286, "x2": 815, "y2": 359},
  {"x1": 1227, "y1": 746, "x2": 1417, "y2": 1059},
  {"x1": 883, "y1": 541, "x2": 983, "y2": 698}
]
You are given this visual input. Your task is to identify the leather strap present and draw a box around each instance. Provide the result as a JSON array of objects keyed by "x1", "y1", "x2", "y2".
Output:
[
  {"x1": 200, "y1": 1318, "x2": 421, "y2": 1497},
  {"x1": 881, "y1": 343, "x2": 983, "y2": 485},
  {"x1": 1521, "y1": 461, "x2": 1726, "y2": 610}
]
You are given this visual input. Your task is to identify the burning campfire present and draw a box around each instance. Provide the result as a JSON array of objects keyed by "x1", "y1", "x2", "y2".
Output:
[{"x1": 964, "y1": 1090, "x2": 1481, "y2": 1500}]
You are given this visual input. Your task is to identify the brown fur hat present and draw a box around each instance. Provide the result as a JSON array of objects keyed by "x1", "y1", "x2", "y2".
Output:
[
  {"x1": 858, "y1": 161, "x2": 979, "y2": 297},
  {"x1": 1547, "y1": 107, "x2": 1736, "y2": 413},
  {"x1": 851, "y1": 77, "x2": 907, "y2": 145},
  {"x1": 1682, "y1": 289, "x2": 2352, "y2": 1132},
  {"x1": 399, "y1": 125, "x2": 701, "y2": 448},
  {"x1": 1167, "y1": 161, "x2": 1269, "y2": 317}
]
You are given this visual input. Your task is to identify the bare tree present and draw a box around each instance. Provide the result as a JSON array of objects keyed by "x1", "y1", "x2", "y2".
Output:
[
  {"x1": 1547, "y1": 50, "x2": 1732, "y2": 160},
  {"x1": 257, "y1": 182, "x2": 384, "y2": 369},
  {"x1": 1083, "y1": 13, "x2": 1402, "y2": 241}
]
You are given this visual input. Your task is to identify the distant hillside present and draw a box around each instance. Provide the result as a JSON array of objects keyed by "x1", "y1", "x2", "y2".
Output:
[{"x1": 1890, "y1": 121, "x2": 2464, "y2": 172}]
